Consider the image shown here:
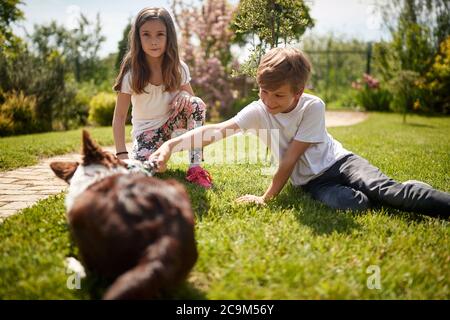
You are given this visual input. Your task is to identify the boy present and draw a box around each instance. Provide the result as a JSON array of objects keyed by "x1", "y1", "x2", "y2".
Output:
[{"x1": 150, "y1": 47, "x2": 449, "y2": 218}]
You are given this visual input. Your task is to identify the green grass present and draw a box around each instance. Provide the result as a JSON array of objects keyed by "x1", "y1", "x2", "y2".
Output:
[
  {"x1": 0, "y1": 126, "x2": 133, "y2": 171},
  {"x1": 0, "y1": 113, "x2": 449, "y2": 299}
]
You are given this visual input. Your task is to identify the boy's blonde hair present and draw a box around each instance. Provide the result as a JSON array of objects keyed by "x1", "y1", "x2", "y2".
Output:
[{"x1": 257, "y1": 47, "x2": 312, "y2": 93}]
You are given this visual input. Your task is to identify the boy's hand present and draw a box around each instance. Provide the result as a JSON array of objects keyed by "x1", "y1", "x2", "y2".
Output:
[
  {"x1": 169, "y1": 91, "x2": 191, "y2": 115},
  {"x1": 236, "y1": 194, "x2": 266, "y2": 206},
  {"x1": 148, "y1": 144, "x2": 172, "y2": 173}
]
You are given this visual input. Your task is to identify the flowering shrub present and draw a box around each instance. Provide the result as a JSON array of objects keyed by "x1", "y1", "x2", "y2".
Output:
[
  {"x1": 172, "y1": 0, "x2": 235, "y2": 119},
  {"x1": 421, "y1": 36, "x2": 450, "y2": 114},
  {"x1": 352, "y1": 73, "x2": 391, "y2": 111}
]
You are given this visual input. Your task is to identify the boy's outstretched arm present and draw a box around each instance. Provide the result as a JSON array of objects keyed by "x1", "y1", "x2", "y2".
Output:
[
  {"x1": 237, "y1": 140, "x2": 311, "y2": 205},
  {"x1": 150, "y1": 119, "x2": 240, "y2": 172}
]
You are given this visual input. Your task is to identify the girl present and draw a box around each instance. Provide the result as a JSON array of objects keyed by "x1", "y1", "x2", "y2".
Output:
[{"x1": 112, "y1": 7, "x2": 212, "y2": 188}]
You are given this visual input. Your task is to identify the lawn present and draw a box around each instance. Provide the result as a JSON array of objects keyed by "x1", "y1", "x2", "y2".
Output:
[
  {"x1": 0, "y1": 113, "x2": 449, "y2": 299},
  {"x1": 0, "y1": 125, "x2": 133, "y2": 171}
]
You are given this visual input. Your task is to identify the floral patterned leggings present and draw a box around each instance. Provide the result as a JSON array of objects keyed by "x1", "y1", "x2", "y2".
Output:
[{"x1": 132, "y1": 97, "x2": 206, "y2": 164}]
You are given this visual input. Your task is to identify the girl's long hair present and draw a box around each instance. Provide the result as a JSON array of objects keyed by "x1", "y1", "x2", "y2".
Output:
[{"x1": 113, "y1": 7, "x2": 181, "y2": 94}]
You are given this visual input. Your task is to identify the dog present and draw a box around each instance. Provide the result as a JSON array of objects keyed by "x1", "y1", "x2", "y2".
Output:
[{"x1": 50, "y1": 130, "x2": 197, "y2": 299}]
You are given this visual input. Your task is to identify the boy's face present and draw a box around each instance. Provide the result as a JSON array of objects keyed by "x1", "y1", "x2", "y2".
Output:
[{"x1": 259, "y1": 83, "x2": 303, "y2": 115}]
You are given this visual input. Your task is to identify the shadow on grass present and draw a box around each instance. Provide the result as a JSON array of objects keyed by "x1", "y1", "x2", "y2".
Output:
[
  {"x1": 276, "y1": 185, "x2": 434, "y2": 235},
  {"x1": 405, "y1": 123, "x2": 436, "y2": 129},
  {"x1": 274, "y1": 185, "x2": 362, "y2": 236},
  {"x1": 378, "y1": 206, "x2": 432, "y2": 223},
  {"x1": 172, "y1": 282, "x2": 207, "y2": 300},
  {"x1": 76, "y1": 274, "x2": 206, "y2": 300},
  {"x1": 158, "y1": 168, "x2": 210, "y2": 220}
]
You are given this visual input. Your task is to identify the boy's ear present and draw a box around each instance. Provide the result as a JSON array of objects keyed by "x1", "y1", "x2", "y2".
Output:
[{"x1": 50, "y1": 161, "x2": 79, "y2": 184}]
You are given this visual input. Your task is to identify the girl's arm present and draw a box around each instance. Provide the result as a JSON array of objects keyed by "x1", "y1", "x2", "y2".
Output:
[
  {"x1": 237, "y1": 140, "x2": 311, "y2": 204},
  {"x1": 151, "y1": 118, "x2": 240, "y2": 172},
  {"x1": 180, "y1": 83, "x2": 194, "y2": 95},
  {"x1": 112, "y1": 93, "x2": 131, "y2": 160}
]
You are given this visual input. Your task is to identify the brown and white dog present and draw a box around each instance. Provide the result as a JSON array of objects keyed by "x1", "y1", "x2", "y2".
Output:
[{"x1": 50, "y1": 130, "x2": 197, "y2": 299}]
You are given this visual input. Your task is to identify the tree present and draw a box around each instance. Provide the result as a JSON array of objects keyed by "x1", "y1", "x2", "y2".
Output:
[
  {"x1": 375, "y1": 0, "x2": 450, "y2": 115},
  {"x1": 1, "y1": 7, "x2": 106, "y2": 134},
  {"x1": 232, "y1": 0, "x2": 314, "y2": 48},
  {"x1": 379, "y1": 0, "x2": 449, "y2": 52},
  {"x1": 30, "y1": 13, "x2": 106, "y2": 83},
  {"x1": 230, "y1": 0, "x2": 314, "y2": 77},
  {"x1": 421, "y1": 35, "x2": 450, "y2": 114},
  {"x1": 171, "y1": 0, "x2": 236, "y2": 119},
  {"x1": 0, "y1": 0, "x2": 24, "y2": 52},
  {"x1": 0, "y1": 46, "x2": 76, "y2": 132},
  {"x1": 116, "y1": 21, "x2": 131, "y2": 72}
]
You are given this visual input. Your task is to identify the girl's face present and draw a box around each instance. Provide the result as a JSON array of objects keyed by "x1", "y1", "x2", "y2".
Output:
[{"x1": 139, "y1": 19, "x2": 167, "y2": 59}]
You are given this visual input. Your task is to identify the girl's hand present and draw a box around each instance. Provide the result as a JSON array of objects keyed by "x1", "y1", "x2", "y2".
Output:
[
  {"x1": 236, "y1": 194, "x2": 266, "y2": 205},
  {"x1": 170, "y1": 91, "x2": 191, "y2": 115},
  {"x1": 148, "y1": 144, "x2": 172, "y2": 172}
]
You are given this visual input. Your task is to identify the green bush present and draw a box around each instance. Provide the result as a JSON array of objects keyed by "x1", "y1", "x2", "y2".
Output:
[
  {"x1": 373, "y1": 1, "x2": 449, "y2": 116},
  {"x1": 0, "y1": 91, "x2": 39, "y2": 136},
  {"x1": 330, "y1": 90, "x2": 359, "y2": 109},
  {"x1": 0, "y1": 47, "x2": 79, "y2": 132},
  {"x1": 230, "y1": 89, "x2": 259, "y2": 116},
  {"x1": 387, "y1": 70, "x2": 421, "y2": 122},
  {"x1": 352, "y1": 74, "x2": 391, "y2": 111},
  {"x1": 88, "y1": 92, "x2": 116, "y2": 126},
  {"x1": 73, "y1": 81, "x2": 99, "y2": 126},
  {"x1": 420, "y1": 36, "x2": 450, "y2": 114},
  {"x1": 71, "y1": 87, "x2": 90, "y2": 127}
]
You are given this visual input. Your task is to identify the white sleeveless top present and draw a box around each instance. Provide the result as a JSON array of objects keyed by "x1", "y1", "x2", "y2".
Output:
[{"x1": 120, "y1": 61, "x2": 191, "y2": 139}]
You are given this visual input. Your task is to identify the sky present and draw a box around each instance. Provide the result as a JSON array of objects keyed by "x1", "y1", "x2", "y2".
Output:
[{"x1": 13, "y1": 0, "x2": 388, "y2": 58}]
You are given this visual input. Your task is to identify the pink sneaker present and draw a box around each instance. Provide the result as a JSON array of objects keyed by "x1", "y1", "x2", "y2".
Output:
[{"x1": 186, "y1": 166, "x2": 213, "y2": 188}]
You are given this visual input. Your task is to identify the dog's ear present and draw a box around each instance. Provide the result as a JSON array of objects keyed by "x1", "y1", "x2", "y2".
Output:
[
  {"x1": 82, "y1": 130, "x2": 126, "y2": 168},
  {"x1": 50, "y1": 161, "x2": 79, "y2": 183},
  {"x1": 82, "y1": 130, "x2": 105, "y2": 165}
]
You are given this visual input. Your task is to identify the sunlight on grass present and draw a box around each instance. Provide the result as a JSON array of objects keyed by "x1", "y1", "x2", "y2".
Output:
[
  {"x1": 0, "y1": 126, "x2": 132, "y2": 171},
  {"x1": 0, "y1": 113, "x2": 449, "y2": 299}
]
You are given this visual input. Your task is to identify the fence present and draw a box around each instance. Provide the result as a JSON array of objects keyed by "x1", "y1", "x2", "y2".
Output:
[{"x1": 303, "y1": 42, "x2": 374, "y2": 106}]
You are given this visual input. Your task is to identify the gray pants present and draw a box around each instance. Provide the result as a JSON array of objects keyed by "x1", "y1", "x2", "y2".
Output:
[{"x1": 302, "y1": 154, "x2": 450, "y2": 218}]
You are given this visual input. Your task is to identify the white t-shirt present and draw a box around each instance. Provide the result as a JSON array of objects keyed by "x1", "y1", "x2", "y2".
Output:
[
  {"x1": 120, "y1": 61, "x2": 191, "y2": 138},
  {"x1": 233, "y1": 93, "x2": 351, "y2": 185}
]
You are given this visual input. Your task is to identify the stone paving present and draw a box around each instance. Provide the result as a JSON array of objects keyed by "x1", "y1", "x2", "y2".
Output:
[
  {"x1": 0, "y1": 154, "x2": 79, "y2": 219},
  {"x1": 324, "y1": 111, "x2": 368, "y2": 127},
  {"x1": 0, "y1": 145, "x2": 127, "y2": 222},
  {"x1": 0, "y1": 111, "x2": 368, "y2": 221}
]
